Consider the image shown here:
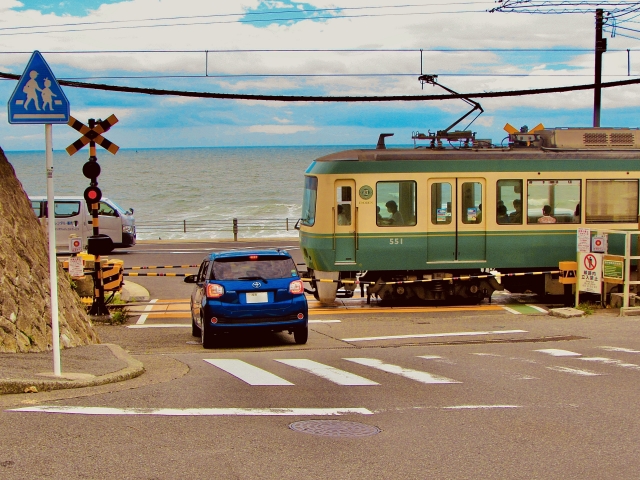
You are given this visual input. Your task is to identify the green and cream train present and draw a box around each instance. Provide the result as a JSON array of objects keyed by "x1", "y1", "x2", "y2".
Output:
[{"x1": 298, "y1": 127, "x2": 640, "y2": 304}]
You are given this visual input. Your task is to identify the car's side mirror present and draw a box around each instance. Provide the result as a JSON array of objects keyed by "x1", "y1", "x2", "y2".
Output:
[{"x1": 184, "y1": 274, "x2": 198, "y2": 284}]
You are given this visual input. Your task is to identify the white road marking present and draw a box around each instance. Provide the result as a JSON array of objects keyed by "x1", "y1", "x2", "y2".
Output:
[
  {"x1": 204, "y1": 359, "x2": 293, "y2": 386},
  {"x1": 276, "y1": 359, "x2": 379, "y2": 386},
  {"x1": 345, "y1": 358, "x2": 461, "y2": 384},
  {"x1": 342, "y1": 329, "x2": 527, "y2": 342},
  {"x1": 417, "y1": 355, "x2": 442, "y2": 360},
  {"x1": 580, "y1": 357, "x2": 640, "y2": 370},
  {"x1": 536, "y1": 349, "x2": 582, "y2": 357},
  {"x1": 128, "y1": 324, "x2": 189, "y2": 329},
  {"x1": 527, "y1": 305, "x2": 549, "y2": 313},
  {"x1": 600, "y1": 346, "x2": 640, "y2": 354},
  {"x1": 443, "y1": 405, "x2": 521, "y2": 410},
  {"x1": 135, "y1": 298, "x2": 158, "y2": 325},
  {"x1": 501, "y1": 306, "x2": 522, "y2": 315},
  {"x1": 470, "y1": 353, "x2": 503, "y2": 357},
  {"x1": 8, "y1": 406, "x2": 372, "y2": 416},
  {"x1": 546, "y1": 366, "x2": 601, "y2": 376}
]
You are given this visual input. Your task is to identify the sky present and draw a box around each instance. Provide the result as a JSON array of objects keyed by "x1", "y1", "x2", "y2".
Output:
[{"x1": 1, "y1": 0, "x2": 640, "y2": 151}]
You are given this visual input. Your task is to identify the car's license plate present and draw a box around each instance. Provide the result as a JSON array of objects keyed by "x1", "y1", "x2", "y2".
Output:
[{"x1": 246, "y1": 292, "x2": 268, "y2": 304}]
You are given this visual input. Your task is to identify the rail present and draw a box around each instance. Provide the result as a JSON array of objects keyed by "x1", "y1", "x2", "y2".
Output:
[{"x1": 135, "y1": 217, "x2": 298, "y2": 240}]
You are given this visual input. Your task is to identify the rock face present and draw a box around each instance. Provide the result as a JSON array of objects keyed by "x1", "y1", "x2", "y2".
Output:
[{"x1": 0, "y1": 147, "x2": 99, "y2": 353}]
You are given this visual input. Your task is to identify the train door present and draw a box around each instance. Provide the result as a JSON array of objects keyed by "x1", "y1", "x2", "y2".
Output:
[
  {"x1": 334, "y1": 180, "x2": 356, "y2": 264},
  {"x1": 427, "y1": 178, "x2": 486, "y2": 262}
]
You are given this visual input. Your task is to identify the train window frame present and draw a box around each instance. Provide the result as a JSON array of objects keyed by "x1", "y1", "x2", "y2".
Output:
[
  {"x1": 526, "y1": 179, "x2": 581, "y2": 225},
  {"x1": 496, "y1": 179, "x2": 523, "y2": 225},
  {"x1": 300, "y1": 176, "x2": 318, "y2": 227},
  {"x1": 586, "y1": 179, "x2": 639, "y2": 224},
  {"x1": 376, "y1": 180, "x2": 417, "y2": 227},
  {"x1": 430, "y1": 182, "x2": 453, "y2": 225},
  {"x1": 336, "y1": 185, "x2": 352, "y2": 226},
  {"x1": 461, "y1": 181, "x2": 483, "y2": 224}
]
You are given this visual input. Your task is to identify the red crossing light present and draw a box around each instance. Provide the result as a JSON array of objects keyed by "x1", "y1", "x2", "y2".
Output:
[{"x1": 84, "y1": 186, "x2": 102, "y2": 204}]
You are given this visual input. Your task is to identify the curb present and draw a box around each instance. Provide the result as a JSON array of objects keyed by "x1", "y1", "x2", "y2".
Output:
[
  {"x1": 0, "y1": 344, "x2": 145, "y2": 395},
  {"x1": 120, "y1": 280, "x2": 150, "y2": 303}
]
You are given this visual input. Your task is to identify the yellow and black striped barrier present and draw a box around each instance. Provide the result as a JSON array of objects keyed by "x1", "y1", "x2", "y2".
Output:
[
  {"x1": 124, "y1": 272, "x2": 188, "y2": 277},
  {"x1": 124, "y1": 265, "x2": 199, "y2": 270}
]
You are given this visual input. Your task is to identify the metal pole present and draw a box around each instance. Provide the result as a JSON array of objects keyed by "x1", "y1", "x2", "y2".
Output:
[
  {"x1": 45, "y1": 124, "x2": 61, "y2": 376},
  {"x1": 593, "y1": 9, "x2": 606, "y2": 127}
]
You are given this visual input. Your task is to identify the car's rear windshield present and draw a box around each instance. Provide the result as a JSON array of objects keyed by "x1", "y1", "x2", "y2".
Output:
[{"x1": 212, "y1": 256, "x2": 298, "y2": 280}]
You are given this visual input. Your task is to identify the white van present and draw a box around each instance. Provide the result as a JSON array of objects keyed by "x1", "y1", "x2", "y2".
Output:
[{"x1": 29, "y1": 196, "x2": 136, "y2": 253}]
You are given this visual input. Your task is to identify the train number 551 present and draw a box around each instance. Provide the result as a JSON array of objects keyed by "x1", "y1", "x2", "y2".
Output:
[{"x1": 389, "y1": 238, "x2": 404, "y2": 245}]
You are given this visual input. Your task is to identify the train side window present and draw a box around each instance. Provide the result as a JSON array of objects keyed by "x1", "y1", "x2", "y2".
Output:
[
  {"x1": 431, "y1": 182, "x2": 452, "y2": 225},
  {"x1": 377, "y1": 181, "x2": 416, "y2": 227},
  {"x1": 527, "y1": 180, "x2": 581, "y2": 224},
  {"x1": 301, "y1": 176, "x2": 318, "y2": 226},
  {"x1": 586, "y1": 179, "x2": 639, "y2": 223},
  {"x1": 461, "y1": 182, "x2": 482, "y2": 224},
  {"x1": 496, "y1": 180, "x2": 523, "y2": 225}
]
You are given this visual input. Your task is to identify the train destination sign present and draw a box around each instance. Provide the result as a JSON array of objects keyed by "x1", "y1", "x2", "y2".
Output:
[{"x1": 7, "y1": 51, "x2": 69, "y2": 124}]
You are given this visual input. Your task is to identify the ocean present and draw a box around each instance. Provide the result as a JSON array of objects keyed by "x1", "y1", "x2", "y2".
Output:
[{"x1": 5, "y1": 146, "x2": 345, "y2": 240}]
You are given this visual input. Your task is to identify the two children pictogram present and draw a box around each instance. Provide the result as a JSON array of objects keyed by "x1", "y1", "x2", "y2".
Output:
[{"x1": 23, "y1": 70, "x2": 57, "y2": 111}]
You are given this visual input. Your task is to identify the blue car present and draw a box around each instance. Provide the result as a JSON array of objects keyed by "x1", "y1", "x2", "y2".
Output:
[{"x1": 185, "y1": 250, "x2": 309, "y2": 348}]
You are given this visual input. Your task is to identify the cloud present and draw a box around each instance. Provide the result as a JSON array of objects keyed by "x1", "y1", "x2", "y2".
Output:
[{"x1": 247, "y1": 124, "x2": 316, "y2": 134}]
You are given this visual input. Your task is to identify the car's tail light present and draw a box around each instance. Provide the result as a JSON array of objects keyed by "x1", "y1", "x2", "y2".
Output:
[
  {"x1": 210, "y1": 317, "x2": 218, "y2": 324},
  {"x1": 297, "y1": 313, "x2": 304, "y2": 320},
  {"x1": 206, "y1": 283, "x2": 224, "y2": 298},
  {"x1": 289, "y1": 280, "x2": 304, "y2": 294},
  {"x1": 249, "y1": 255, "x2": 258, "y2": 260}
]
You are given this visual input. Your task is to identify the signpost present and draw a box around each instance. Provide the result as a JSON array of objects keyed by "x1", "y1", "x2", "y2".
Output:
[{"x1": 7, "y1": 51, "x2": 70, "y2": 377}]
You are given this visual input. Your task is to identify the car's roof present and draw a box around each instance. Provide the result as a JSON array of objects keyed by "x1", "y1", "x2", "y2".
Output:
[{"x1": 206, "y1": 249, "x2": 291, "y2": 261}]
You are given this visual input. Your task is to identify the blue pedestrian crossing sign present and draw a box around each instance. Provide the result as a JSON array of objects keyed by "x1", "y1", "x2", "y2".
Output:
[{"x1": 7, "y1": 50, "x2": 70, "y2": 124}]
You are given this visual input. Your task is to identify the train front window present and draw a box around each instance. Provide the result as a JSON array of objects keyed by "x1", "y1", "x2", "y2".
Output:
[
  {"x1": 377, "y1": 181, "x2": 417, "y2": 227},
  {"x1": 497, "y1": 180, "x2": 523, "y2": 225},
  {"x1": 586, "y1": 179, "x2": 639, "y2": 223},
  {"x1": 301, "y1": 176, "x2": 318, "y2": 226},
  {"x1": 431, "y1": 183, "x2": 452, "y2": 224},
  {"x1": 527, "y1": 180, "x2": 581, "y2": 224}
]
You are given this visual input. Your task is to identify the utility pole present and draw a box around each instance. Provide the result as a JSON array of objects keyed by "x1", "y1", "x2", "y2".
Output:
[{"x1": 593, "y1": 8, "x2": 607, "y2": 127}]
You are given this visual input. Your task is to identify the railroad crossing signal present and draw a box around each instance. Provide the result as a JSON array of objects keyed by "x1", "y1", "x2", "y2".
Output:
[{"x1": 66, "y1": 114, "x2": 119, "y2": 156}]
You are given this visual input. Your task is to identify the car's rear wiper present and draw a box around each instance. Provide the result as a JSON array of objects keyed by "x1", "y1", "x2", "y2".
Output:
[{"x1": 237, "y1": 276, "x2": 268, "y2": 283}]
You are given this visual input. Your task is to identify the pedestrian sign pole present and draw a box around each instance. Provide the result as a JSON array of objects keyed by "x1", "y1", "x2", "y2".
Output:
[{"x1": 7, "y1": 51, "x2": 70, "y2": 377}]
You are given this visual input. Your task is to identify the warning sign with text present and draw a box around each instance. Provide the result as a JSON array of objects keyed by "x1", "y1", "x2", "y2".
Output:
[{"x1": 578, "y1": 252, "x2": 602, "y2": 294}]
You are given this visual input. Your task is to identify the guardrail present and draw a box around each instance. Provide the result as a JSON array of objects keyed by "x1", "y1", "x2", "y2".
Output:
[{"x1": 135, "y1": 217, "x2": 297, "y2": 240}]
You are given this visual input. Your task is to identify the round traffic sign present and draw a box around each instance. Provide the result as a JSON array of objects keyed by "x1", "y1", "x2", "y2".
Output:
[{"x1": 584, "y1": 253, "x2": 597, "y2": 271}]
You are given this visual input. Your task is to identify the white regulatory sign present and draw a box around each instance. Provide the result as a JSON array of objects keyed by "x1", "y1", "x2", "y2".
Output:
[
  {"x1": 68, "y1": 256, "x2": 84, "y2": 278},
  {"x1": 577, "y1": 228, "x2": 591, "y2": 253},
  {"x1": 578, "y1": 252, "x2": 602, "y2": 294},
  {"x1": 69, "y1": 236, "x2": 83, "y2": 254}
]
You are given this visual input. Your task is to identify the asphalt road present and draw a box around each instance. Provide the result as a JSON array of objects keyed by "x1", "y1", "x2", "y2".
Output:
[{"x1": 2, "y1": 240, "x2": 639, "y2": 479}]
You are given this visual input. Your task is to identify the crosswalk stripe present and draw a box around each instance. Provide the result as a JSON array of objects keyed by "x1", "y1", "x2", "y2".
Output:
[
  {"x1": 344, "y1": 358, "x2": 461, "y2": 384},
  {"x1": 204, "y1": 359, "x2": 293, "y2": 386},
  {"x1": 342, "y1": 329, "x2": 528, "y2": 342},
  {"x1": 546, "y1": 366, "x2": 601, "y2": 376},
  {"x1": 536, "y1": 349, "x2": 582, "y2": 357},
  {"x1": 600, "y1": 346, "x2": 640, "y2": 354},
  {"x1": 276, "y1": 359, "x2": 379, "y2": 386},
  {"x1": 580, "y1": 357, "x2": 640, "y2": 370}
]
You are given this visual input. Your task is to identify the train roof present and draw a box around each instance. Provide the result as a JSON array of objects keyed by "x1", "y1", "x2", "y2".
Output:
[{"x1": 314, "y1": 128, "x2": 640, "y2": 163}]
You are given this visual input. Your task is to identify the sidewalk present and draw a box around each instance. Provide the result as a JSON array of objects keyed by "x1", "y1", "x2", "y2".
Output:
[
  {"x1": 0, "y1": 281, "x2": 151, "y2": 395},
  {"x1": 0, "y1": 343, "x2": 144, "y2": 395}
]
